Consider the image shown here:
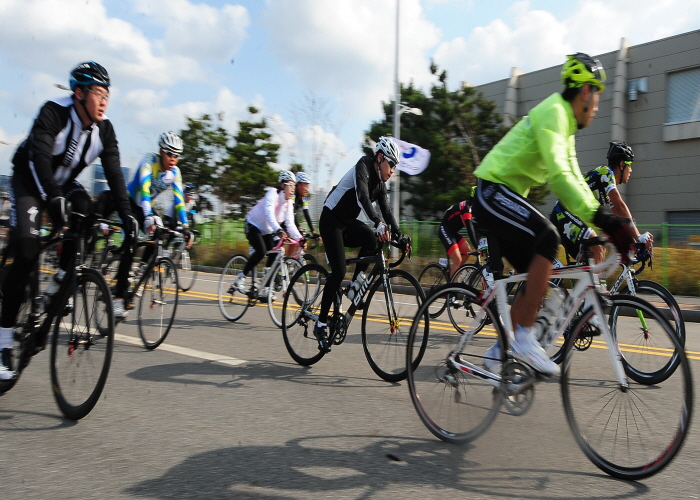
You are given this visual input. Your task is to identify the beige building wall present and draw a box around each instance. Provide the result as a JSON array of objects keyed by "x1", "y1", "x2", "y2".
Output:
[{"x1": 475, "y1": 29, "x2": 700, "y2": 238}]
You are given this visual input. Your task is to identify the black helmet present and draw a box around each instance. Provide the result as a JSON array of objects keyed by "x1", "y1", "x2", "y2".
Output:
[
  {"x1": 606, "y1": 141, "x2": 634, "y2": 165},
  {"x1": 69, "y1": 61, "x2": 110, "y2": 91}
]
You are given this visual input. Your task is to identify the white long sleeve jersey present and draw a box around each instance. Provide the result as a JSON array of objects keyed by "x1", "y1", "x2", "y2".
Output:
[{"x1": 246, "y1": 188, "x2": 302, "y2": 240}]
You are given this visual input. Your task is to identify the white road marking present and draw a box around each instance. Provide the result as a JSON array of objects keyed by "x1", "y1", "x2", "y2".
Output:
[{"x1": 114, "y1": 333, "x2": 248, "y2": 366}]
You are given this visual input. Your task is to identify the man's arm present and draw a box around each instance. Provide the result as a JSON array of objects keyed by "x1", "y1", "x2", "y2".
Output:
[
  {"x1": 354, "y1": 162, "x2": 383, "y2": 227},
  {"x1": 172, "y1": 168, "x2": 188, "y2": 227},
  {"x1": 26, "y1": 102, "x2": 65, "y2": 200}
]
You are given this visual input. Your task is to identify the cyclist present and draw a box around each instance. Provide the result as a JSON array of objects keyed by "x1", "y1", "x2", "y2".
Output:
[
  {"x1": 313, "y1": 136, "x2": 410, "y2": 353},
  {"x1": 0, "y1": 62, "x2": 135, "y2": 380},
  {"x1": 551, "y1": 141, "x2": 653, "y2": 265},
  {"x1": 438, "y1": 186, "x2": 478, "y2": 279},
  {"x1": 291, "y1": 171, "x2": 317, "y2": 238},
  {"x1": 472, "y1": 53, "x2": 636, "y2": 376},
  {"x1": 235, "y1": 171, "x2": 303, "y2": 298}
]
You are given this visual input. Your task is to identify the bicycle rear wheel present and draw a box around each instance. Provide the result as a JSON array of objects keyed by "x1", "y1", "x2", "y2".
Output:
[
  {"x1": 446, "y1": 264, "x2": 487, "y2": 336},
  {"x1": 281, "y1": 264, "x2": 328, "y2": 366},
  {"x1": 0, "y1": 274, "x2": 33, "y2": 394},
  {"x1": 612, "y1": 280, "x2": 685, "y2": 384},
  {"x1": 138, "y1": 257, "x2": 178, "y2": 350},
  {"x1": 50, "y1": 268, "x2": 114, "y2": 420},
  {"x1": 218, "y1": 254, "x2": 250, "y2": 322},
  {"x1": 417, "y1": 263, "x2": 449, "y2": 318},
  {"x1": 268, "y1": 257, "x2": 302, "y2": 328},
  {"x1": 361, "y1": 269, "x2": 427, "y2": 382},
  {"x1": 175, "y1": 245, "x2": 198, "y2": 292},
  {"x1": 561, "y1": 295, "x2": 693, "y2": 480},
  {"x1": 407, "y1": 284, "x2": 503, "y2": 443}
]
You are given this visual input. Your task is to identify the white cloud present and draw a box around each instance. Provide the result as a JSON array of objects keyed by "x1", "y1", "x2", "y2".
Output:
[{"x1": 263, "y1": 0, "x2": 441, "y2": 115}]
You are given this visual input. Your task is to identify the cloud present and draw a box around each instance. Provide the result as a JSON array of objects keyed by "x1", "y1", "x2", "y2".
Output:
[{"x1": 263, "y1": 0, "x2": 441, "y2": 115}]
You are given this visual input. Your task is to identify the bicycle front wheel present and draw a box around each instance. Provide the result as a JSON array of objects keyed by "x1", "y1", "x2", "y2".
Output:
[
  {"x1": 175, "y1": 245, "x2": 198, "y2": 292},
  {"x1": 407, "y1": 284, "x2": 503, "y2": 444},
  {"x1": 268, "y1": 257, "x2": 303, "y2": 328},
  {"x1": 281, "y1": 263, "x2": 328, "y2": 366},
  {"x1": 361, "y1": 268, "x2": 427, "y2": 382},
  {"x1": 218, "y1": 254, "x2": 250, "y2": 322},
  {"x1": 612, "y1": 280, "x2": 686, "y2": 384},
  {"x1": 138, "y1": 258, "x2": 179, "y2": 350},
  {"x1": 417, "y1": 263, "x2": 449, "y2": 318},
  {"x1": 561, "y1": 295, "x2": 693, "y2": 480},
  {"x1": 50, "y1": 268, "x2": 114, "y2": 420}
]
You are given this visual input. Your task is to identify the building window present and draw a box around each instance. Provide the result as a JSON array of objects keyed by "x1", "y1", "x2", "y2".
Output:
[{"x1": 667, "y1": 68, "x2": 700, "y2": 124}]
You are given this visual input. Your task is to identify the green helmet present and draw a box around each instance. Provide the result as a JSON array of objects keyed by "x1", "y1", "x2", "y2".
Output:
[{"x1": 561, "y1": 53, "x2": 606, "y2": 93}]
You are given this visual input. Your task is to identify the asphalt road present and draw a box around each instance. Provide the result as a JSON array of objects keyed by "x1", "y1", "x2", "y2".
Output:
[{"x1": 1, "y1": 271, "x2": 699, "y2": 499}]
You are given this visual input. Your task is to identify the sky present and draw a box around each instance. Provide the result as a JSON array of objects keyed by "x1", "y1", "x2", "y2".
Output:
[{"x1": 1, "y1": 0, "x2": 699, "y2": 194}]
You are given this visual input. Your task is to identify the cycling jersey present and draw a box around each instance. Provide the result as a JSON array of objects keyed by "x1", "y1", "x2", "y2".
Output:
[
  {"x1": 474, "y1": 92, "x2": 599, "y2": 225},
  {"x1": 127, "y1": 153, "x2": 187, "y2": 226},
  {"x1": 439, "y1": 200, "x2": 477, "y2": 254},
  {"x1": 324, "y1": 156, "x2": 398, "y2": 234},
  {"x1": 293, "y1": 193, "x2": 315, "y2": 233},
  {"x1": 11, "y1": 95, "x2": 130, "y2": 215},
  {"x1": 246, "y1": 188, "x2": 302, "y2": 240},
  {"x1": 584, "y1": 165, "x2": 617, "y2": 206}
]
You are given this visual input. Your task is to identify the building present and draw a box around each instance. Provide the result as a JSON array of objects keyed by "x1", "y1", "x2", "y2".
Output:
[{"x1": 475, "y1": 29, "x2": 700, "y2": 243}]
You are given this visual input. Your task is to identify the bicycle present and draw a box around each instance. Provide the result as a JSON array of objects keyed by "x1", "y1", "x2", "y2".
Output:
[
  {"x1": 281, "y1": 239, "x2": 428, "y2": 382},
  {"x1": 418, "y1": 249, "x2": 481, "y2": 319},
  {"x1": 0, "y1": 212, "x2": 115, "y2": 420},
  {"x1": 100, "y1": 225, "x2": 180, "y2": 350},
  {"x1": 218, "y1": 237, "x2": 303, "y2": 328},
  {"x1": 405, "y1": 241, "x2": 693, "y2": 480},
  {"x1": 166, "y1": 228, "x2": 201, "y2": 292}
]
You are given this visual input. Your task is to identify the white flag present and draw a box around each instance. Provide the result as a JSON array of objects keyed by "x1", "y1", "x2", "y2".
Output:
[{"x1": 395, "y1": 139, "x2": 431, "y2": 175}]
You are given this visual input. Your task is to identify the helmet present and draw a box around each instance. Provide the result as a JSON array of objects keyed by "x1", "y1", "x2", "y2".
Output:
[
  {"x1": 606, "y1": 141, "x2": 634, "y2": 164},
  {"x1": 158, "y1": 132, "x2": 184, "y2": 154},
  {"x1": 278, "y1": 171, "x2": 296, "y2": 184},
  {"x1": 69, "y1": 61, "x2": 110, "y2": 91},
  {"x1": 295, "y1": 172, "x2": 310, "y2": 184},
  {"x1": 561, "y1": 53, "x2": 606, "y2": 93},
  {"x1": 374, "y1": 136, "x2": 401, "y2": 164}
]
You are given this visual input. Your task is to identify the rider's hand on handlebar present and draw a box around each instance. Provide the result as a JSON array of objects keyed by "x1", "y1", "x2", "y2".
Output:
[
  {"x1": 375, "y1": 222, "x2": 390, "y2": 242},
  {"x1": 637, "y1": 231, "x2": 653, "y2": 251},
  {"x1": 593, "y1": 206, "x2": 635, "y2": 264},
  {"x1": 144, "y1": 215, "x2": 163, "y2": 235}
]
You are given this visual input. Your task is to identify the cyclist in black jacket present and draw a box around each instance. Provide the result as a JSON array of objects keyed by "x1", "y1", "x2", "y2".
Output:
[
  {"x1": 0, "y1": 62, "x2": 135, "y2": 380},
  {"x1": 313, "y1": 136, "x2": 409, "y2": 352}
]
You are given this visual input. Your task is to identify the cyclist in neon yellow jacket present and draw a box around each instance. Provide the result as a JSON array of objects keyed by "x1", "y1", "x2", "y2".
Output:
[{"x1": 472, "y1": 53, "x2": 635, "y2": 377}]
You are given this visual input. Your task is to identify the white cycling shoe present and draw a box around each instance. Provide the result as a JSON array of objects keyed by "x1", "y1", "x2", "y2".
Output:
[{"x1": 511, "y1": 326, "x2": 560, "y2": 377}]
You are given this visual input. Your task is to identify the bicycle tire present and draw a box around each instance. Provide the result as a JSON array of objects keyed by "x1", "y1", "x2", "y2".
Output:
[
  {"x1": 302, "y1": 253, "x2": 318, "y2": 266},
  {"x1": 138, "y1": 257, "x2": 178, "y2": 350},
  {"x1": 445, "y1": 264, "x2": 487, "y2": 336},
  {"x1": 281, "y1": 263, "x2": 328, "y2": 366},
  {"x1": 50, "y1": 267, "x2": 114, "y2": 420},
  {"x1": 561, "y1": 295, "x2": 693, "y2": 480},
  {"x1": 361, "y1": 268, "x2": 427, "y2": 382},
  {"x1": 0, "y1": 275, "x2": 33, "y2": 394},
  {"x1": 268, "y1": 257, "x2": 303, "y2": 328},
  {"x1": 610, "y1": 281, "x2": 685, "y2": 384},
  {"x1": 218, "y1": 254, "x2": 250, "y2": 322},
  {"x1": 407, "y1": 283, "x2": 503, "y2": 444},
  {"x1": 417, "y1": 263, "x2": 449, "y2": 318},
  {"x1": 175, "y1": 245, "x2": 198, "y2": 292}
]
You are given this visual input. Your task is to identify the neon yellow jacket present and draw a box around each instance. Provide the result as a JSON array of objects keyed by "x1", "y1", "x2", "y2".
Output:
[{"x1": 474, "y1": 93, "x2": 599, "y2": 225}]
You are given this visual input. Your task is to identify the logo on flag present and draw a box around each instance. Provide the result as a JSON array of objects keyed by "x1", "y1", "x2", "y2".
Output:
[{"x1": 395, "y1": 139, "x2": 430, "y2": 175}]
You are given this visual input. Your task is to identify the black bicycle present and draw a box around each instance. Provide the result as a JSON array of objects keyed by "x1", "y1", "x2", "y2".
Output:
[
  {"x1": 0, "y1": 212, "x2": 115, "y2": 420},
  {"x1": 281, "y1": 239, "x2": 428, "y2": 382}
]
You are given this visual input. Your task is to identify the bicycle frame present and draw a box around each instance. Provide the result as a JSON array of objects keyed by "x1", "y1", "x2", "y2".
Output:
[{"x1": 449, "y1": 249, "x2": 629, "y2": 389}]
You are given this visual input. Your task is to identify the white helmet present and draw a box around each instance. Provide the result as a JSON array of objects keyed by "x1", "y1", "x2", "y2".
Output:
[
  {"x1": 159, "y1": 132, "x2": 184, "y2": 154},
  {"x1": 278, "y1": 171, "x2": 296, "y2": 184},
  {"x1": 375, "y1": 136, "x2": 400, "y2": 164},
  {"x1": 295, "y1": 172, "x2": 310, "y2": 184}
]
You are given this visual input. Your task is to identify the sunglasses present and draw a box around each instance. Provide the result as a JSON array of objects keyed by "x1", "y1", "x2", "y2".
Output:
[
  {"x1": 88, "y1": 88, "x2": 110, "y2": 102},
  {"x1": 163, "y1": 150, "x2": 180, "y2": 159},
  {"x1": 623, "y1": 161, "x2": 633, "y2": 167},
  {"x1": 385, "y1": 158, "x2": 396, "y2": 170}
]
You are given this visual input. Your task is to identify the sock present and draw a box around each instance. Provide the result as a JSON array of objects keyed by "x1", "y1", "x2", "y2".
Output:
[{"x1": 0, "y1": 326, "x2": 13, "y2": 350}]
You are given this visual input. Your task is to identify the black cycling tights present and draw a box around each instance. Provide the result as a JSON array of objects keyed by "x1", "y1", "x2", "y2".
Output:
[{"x1": 317, "y1": 207, "x2": 376, "y2": 324}]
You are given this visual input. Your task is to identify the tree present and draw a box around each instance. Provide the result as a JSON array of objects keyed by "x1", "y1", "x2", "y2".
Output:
[
  {"x1": 217, "y1": 107, "x2": 280, "y2": 216},
  {"x1": 364, "y1": 65, "x2": 515, "y2": 220}
]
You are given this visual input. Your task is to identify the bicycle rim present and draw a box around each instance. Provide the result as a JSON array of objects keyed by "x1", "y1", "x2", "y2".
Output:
[
  {"x1": 50, "y1": 268, "x2": 114, "y2": 420},
  {"x1": 407, "y1": 284, "x2": 503, "y2": 444},
  {"x1": 418, "y1": 263, "x2": 449, "y2": 319},
  {"x1": 176, "y1": 246, "x2": 198, "y2": 292},
  {"x1": 268, "y1": 257, "x2": 302, "y2": 328},
  {"x1": 561, "y1": 296, "x2": 693, "y2": 480},
  {"x1": 218, "y1": 255, "x2": 250, "y2": 322},
  {"x1": 138, "y1": 258, "x2": 178, "y2": 349}
]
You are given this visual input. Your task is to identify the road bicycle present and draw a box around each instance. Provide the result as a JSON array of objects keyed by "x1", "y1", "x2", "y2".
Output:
[
  {"x1": 405, "y1": 240, "x2": 692, "y2": 480},
  {"x1": 100, "y1": 225, "x2": 180, "y2": 349},
  {"x1": 281, "y1": 239, "x2": 428, "y2": 382},
  {"x1": 218, "y1": 237, "x2": 304, "y2": 327},
  {"x1": 0, "y1": 212, "x2": 115, "y2": 420},
  {"x1": 417, "y1": 249, "x2": 481, "y2": 319},
  {"x1": 165, "y1": 228, "x2": 200, "y2": 292}
]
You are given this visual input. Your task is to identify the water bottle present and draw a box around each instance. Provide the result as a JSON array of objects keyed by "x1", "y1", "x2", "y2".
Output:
[
  {"x1": 535, "y1": 287, "x2": 565, "y2": 341},
  {"x1": 481, "y1": 266, "x2": 495, "y2": 289},
  {"x1": 347, "y1": 271, "x2": 366, "y2": 301}
]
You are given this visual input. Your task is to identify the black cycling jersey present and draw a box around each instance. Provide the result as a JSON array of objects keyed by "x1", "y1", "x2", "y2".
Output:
[
  {"x1": 12, "y1": 95, "x2": 130, "y2": 217},
  {"x1": 293, "y1": 193, "x2": 315, "y2": 233},
  {"x1": 324, "y1": 156, "x2": 398, "y2": 235}
]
